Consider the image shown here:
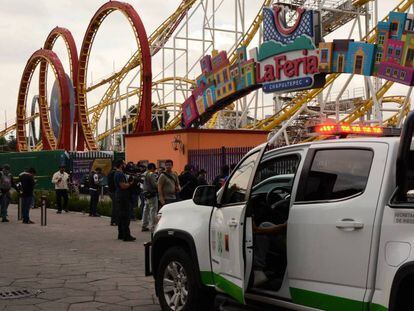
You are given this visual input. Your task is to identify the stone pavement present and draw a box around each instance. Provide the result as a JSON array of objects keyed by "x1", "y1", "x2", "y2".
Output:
[{"x1": 0, "y1": 205, "x2": 161, "y2": 311}]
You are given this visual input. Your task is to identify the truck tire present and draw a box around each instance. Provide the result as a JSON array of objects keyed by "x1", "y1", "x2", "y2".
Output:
[{"x1": 156, "y1": 246, "x2": 211, "y2": 311}]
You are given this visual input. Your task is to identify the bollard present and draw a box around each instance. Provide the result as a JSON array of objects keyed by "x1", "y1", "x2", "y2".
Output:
[
  {"x1": 40, "y1": 195, "x2": 47, "y2": 226},
  {"x1": 17, "y1": 197, "x2": 22, "y2": 221}
]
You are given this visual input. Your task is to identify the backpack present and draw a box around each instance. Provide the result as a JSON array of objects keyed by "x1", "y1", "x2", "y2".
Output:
[{"x1": 0, "y1": 172, "x2": 12, "y2": 191}]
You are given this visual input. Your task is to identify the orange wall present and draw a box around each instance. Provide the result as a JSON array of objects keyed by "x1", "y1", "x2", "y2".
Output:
[
  {"x1": 126, "y1": 132, "x2": 186, "y2": 171},
  {"x1": 125, "y1": 130, "x2": 268, "y2": 173}
]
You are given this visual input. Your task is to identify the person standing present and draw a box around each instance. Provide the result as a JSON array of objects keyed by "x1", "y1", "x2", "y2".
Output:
[
  {"x1": 0, "y1": 164, "x2": 15, "y2": 222},
  {"x1": 107, "y1": 166, "x2": 117, "y2": 226},
  {"x1": 89, "y1": 167, "x2": 102, "y2": 217},
  {"x1": 142, "y1": 163, "x2": 158, "y2": 232},
  {"x1": 137, "y1": 163, "x2": 147, "y2": 221},
  {"x1": 158, "y1": 160, "x2": 181, "y2": 207},
  {"x1": 19, "y1": 168, "x2": 36, "y2": 224},
  {"x1": 178, "y1": 164, "x2": 198, "y2": 200},
  {"x1": 197, "y1": 169, "x2": 208, "y2": 186},
  {"x1": 114, "y1": 160, "x2": 135, "y2": 242},
  {"x1": 52, "y1": 165, "x2": 70, "y2": 214},
  {"x1": 128, "y1": 172, "x2": 141, "y2": 221},
  {"x1": 213, "y1": 165, "x2": 230, "y2": 191}
]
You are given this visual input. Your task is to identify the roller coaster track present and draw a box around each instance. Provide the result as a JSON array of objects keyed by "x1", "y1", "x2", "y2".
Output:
[
  {"x1": 31, "y1": 77, "x2": 195, "y2": 151},
  {"x1": 16, "y1": 49, "x2": 71, "y2": 151},
  {"x1": 92, "y1": 78, "x2": 196, "y2": 140},
  {"x1": 1, "y1": 76, "x2": 194, "y2": 140},
  {"x1": 88, "y1": 0, "x2": 197, "y2": 134},
  {"x1": 383, "y1": 96, "x2": 411, "y2": 126},
  {"x1": 341, "y1": 81, "x2": 394, "y2": 123},
  {"x1": 16, "y1": 27, "x2": 79, "y2": 152},
  {"x1": 169, "y1": 0, "x2": 372, "y2": 130},
  {"x1": 6, "y1": 0, "x2": 413, "y2": 150},
  {"x1": 163, "y1": 0, "x2": 274, "y2": 130},
  {"x1": 96, "y1": 102, "x2": 182, "y2": 143},
  {"x1": 340, "y1": 85, "x2": 410, "y2": 126},
  {"x1": 39, "y1": 27, "x2": 80, "y2": 151},
  {"x1": 0, "y1": 114, "x2": 38, "y2": 138},
  {"x1": 246, "y1": 0, "x2": 414, "y2": 132},
  {"x1": 76, "y1": 1, "x2": 153, "y2": 151},
  {"x1": 90, "y1": 77, "x2": 195, "y2": 123}
]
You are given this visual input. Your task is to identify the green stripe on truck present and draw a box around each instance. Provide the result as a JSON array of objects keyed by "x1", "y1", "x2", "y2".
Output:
[
  {"x1": 200, "y1": 271, "x2": 244, "y2": 303},
  {"x1": 290, "y1": 287, "x2": 388, "y2": 311},
  {"x1": 200, "y1": 272, "x2": 388, "y2": 310}
]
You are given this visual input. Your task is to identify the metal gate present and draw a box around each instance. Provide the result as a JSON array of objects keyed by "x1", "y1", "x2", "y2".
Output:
[{"x1": 188, "y1": 146, "x2": 253, "y2": 183}]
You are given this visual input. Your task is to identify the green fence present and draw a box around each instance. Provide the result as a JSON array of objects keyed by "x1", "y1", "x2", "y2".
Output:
[
  {"x1": 0, "y1": 150, "x2": 125, "y2": 190},
  {"x1": 0, "y1": 150, "x2": 67, "y2": 190}
]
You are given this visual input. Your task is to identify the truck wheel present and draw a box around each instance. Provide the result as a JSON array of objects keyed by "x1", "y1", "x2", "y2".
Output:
[{"x1": 156, "y1": 247, "x2": 208, "y2": 311}]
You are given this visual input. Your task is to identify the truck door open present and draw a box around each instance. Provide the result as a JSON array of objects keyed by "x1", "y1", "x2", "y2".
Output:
[{"x1": 209, "y1": 144, "x2": 267, "y2": 303}]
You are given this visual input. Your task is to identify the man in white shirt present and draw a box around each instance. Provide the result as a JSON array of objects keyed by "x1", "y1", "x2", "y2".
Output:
[{"x1": 52, "y1": 165, "x2": 70, "y2": 214}]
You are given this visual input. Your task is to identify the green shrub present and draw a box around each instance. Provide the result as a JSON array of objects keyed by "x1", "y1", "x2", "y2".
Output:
[
  {"x1": 13, "y1": 190, "x2": 115, "y2": 217},
  {"x1": 12, "y1": 190, "x2": 144, "y2": 219}
]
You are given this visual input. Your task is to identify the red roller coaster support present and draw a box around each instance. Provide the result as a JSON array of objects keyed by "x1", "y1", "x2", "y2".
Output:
[
  {"x1": 39, "y1": 27, "x2": 85, "y2": 151},
  {"x1": 77, "y1": 1, "x2": 152, "y2": 150},
  {"x1": 16, "y1": 49, "x2": 71, "y2": 151}
]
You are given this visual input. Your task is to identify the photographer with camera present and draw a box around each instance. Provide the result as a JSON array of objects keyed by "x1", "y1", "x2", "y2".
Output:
[
  {"x1": 142, "y1": 163, "x2": 158, "y2": 232},
  {"x1": 114, "y1": 160, "x2": 136, "y2": 242},
  {"x1": 125, "y1": 162, "x2": 142, "y2": 221},
  {"x1": 89, "y1": 167, "x2": 103, "y2": 217}
]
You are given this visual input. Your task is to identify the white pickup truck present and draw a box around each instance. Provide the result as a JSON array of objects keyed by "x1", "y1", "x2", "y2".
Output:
[{"x1": 145, "y1": 113, "x2": 414, "y2": 311}]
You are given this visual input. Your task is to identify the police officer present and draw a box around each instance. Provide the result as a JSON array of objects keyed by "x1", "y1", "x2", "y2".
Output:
[
  {"x1": 89, "y1": 167, "x2": 103, "y2": 217},
  {"x1": 114, "y1": 160, "x2": 136, "y2": 242}
]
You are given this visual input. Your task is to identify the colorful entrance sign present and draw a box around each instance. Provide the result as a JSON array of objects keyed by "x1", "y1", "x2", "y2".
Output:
[
  {"x1": 182, "y1": 47, "x2": 259, "y2": 128},
  {"x1": 181, "y1": 6, "x2": 414, "y2": 129},
  {"x1": 252, "y1": 5, "x2": 326, "y2": 93},
  {"x1": 376, "y1": 12, "x2": 414, "y2": 85},
  {"x1": 319, "y1": 11, "x2": 414, "y2": 84}
]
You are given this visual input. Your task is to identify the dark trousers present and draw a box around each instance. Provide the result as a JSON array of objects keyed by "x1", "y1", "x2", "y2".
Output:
[
  {"x1": 89, "y1": 190, "x2": 99, "y2": 215},
  {"x1": 165, "y1": 198, "x2": 178, "y2": 205},
  {"x1": 109, "y1": 193, "x2": 118, "y2": 224},
  {"x1": 129, "y1": 193, "x2": 139, "y2": 219},
  {"x1": 116, "y1": 193, "x2": 131, "y2": 239},
  {"x1": 0, "y1": 192, "x2": 10, "y2": 219},
  {"x1": 56, "y1": 189, "x2": 68, "y2": 212},
  {"x1": 22, "y1": 196, "x2": 32, "y2": 223}
]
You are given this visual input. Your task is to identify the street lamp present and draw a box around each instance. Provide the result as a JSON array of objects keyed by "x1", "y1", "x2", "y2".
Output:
[{"x1": 171, "y1": 135, "x2": 184, "y2": 154}]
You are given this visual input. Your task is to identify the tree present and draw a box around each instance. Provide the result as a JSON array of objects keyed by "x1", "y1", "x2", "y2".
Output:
[
  {"x1": 7, "y1": 136, "x2": 17, "y2": 151},
  {"x1": 0, "y1": 135, "x2": 16, "y2": 152},
  {"x1": 0, "y1": 137, "x2": 7, "y2": 152}
]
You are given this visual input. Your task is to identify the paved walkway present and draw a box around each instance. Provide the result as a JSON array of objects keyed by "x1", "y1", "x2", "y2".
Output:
[{"x1": 0, "y1": 205, "x2": 160, "y2": 311}]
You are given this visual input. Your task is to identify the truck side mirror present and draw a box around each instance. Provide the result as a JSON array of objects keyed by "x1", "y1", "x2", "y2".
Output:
[
  {"x1": 193, "y1": 185, "x2": 217, "y2": 206},
  {"x1": 396, "y1": 111, "x2": 414, "y2": 201}
]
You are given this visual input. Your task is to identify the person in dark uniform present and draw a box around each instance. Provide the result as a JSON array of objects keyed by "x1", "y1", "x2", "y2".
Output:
[
  {"x1": 89, "y1": 167, "x2": 102, "y2": 217},
  {"x1": 114, "y1": 160, "x2": 136, "y2": 242},
  {"x1": 197, "y1": 169, "x2": 208, "y2": 186},
  {"x1": 178, "y1": 164, "x2": 198, "y2": 200},
  {"x1": 19, "y1": 168, "x2": 36, "y2": 224},
  {"x1": 107, "y1": 165, "x2": 117, "y2": 226}
]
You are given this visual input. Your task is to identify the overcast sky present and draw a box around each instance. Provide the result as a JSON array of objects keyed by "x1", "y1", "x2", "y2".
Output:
[{"x1": 0, "y1": 1, "x2": 400, "y2": 130}]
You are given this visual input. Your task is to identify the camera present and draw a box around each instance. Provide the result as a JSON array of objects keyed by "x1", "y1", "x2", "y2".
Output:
[{"x1": 124, "y1": 163, "x2": 144, "y2": 185}]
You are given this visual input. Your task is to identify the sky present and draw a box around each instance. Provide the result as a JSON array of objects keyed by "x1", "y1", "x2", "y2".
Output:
[{"x1": 0, "y1": 0, "x2": 403, "y2": 131}]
